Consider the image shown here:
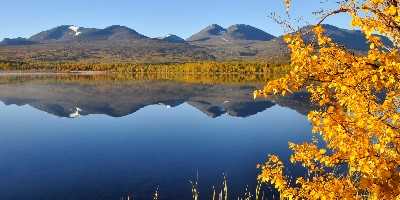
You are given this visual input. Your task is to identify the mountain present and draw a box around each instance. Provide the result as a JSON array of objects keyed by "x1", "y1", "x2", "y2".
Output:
[
  {"x1": 29, "y1": 25, "x2": 95, "y2": 42},
  {"x1": 78, "y1": 25, "x2": 148, "y2": 41},
  {"x1": 226, "y1": 24, "x2": 275, "y2": 41},
  {"x1": 0, "y1": 25, "x2": 214, "y2": 63},
  {"x1": 186, "y1": 24, "x2": 279, "y2": 62},
  {"x1": 0, "y1": 24, "x2": 393, "y2": 64},
  {"x1": 297, "y1": 24, "x2": 393, "y2": 52},
  {"x1": 187, "y1": 24, "x2": 227, "y2": 42},
  {"x1": 0, "y1": 37, "x2": 37, "y2": 45},
  {"x1": 157, "y1": 34, "x2": 185, "y2": 43},
  {"x1": 186, "y1": 24, "x2": 393, "y2": 62},
  {"x1": 187, "y1": 24, "x2": 275, "y2": 43},
  {"x1": 29, "y1": 25, "x2": 147, "y2": 42},
  {"x1": 0, "y1": 39, "x2": 214, "y2": 63}
]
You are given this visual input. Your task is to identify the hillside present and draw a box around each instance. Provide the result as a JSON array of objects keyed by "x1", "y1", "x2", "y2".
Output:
[
  {"x1": 0, "y1": 24, "x2": 391, "y2": 64},
  {"x1": 187, "y1": 24, "x2": 275, "y2": 43},
  {"x1": 186, "y1": 24, "x2": 392, "y2": 62},
  {"x1": 157, "y1": 34, "x2": 186, "y2": 43}
]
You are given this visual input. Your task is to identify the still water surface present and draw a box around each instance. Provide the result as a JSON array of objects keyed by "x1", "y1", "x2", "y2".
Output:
[{"x1": 0, "y1": 75, "x2": 312, "y2": 200}]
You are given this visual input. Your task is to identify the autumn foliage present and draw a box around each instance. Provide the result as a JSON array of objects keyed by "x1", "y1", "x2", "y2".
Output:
[{"x1": 256, "y1": 0, "x2": 399, "y2": 199}]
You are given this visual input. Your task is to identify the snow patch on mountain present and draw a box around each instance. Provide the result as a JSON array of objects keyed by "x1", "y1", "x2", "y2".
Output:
[
  {"x1": 69, "y1": 107, "x2": 82, "y2": 118},
  {"x1": 157, "y1": 34, "x2": 175, "y2": 39},
  {"x1": 69, "y1": 26, "x2": 81, "y2": 36}
]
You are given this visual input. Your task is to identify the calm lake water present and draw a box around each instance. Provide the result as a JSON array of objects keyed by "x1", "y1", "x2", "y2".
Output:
[{"x1": 0, "y1": 75, "x2": 312, "y2": 200}]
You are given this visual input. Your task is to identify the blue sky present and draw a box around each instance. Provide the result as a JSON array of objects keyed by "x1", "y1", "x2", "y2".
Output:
[{"x1": 1, "y1": 0, "x2": 350, "y2": 40}]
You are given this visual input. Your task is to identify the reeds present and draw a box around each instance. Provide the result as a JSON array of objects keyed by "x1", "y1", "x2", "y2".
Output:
[{"x1": 120, "y1": 176, "x2": 269, "y2": 200}]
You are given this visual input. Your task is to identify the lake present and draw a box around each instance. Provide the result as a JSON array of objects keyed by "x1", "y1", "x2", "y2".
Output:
[{"x1": 0, "y1": 74, "x2": 312, "y2": 200}]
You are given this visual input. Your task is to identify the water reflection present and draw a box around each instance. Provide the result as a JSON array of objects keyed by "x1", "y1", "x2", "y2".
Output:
[
  {"x1": 0, "y1": 74, "x2": 312, "y2": 118},
  {"x1": 0, "y1": 74, "x2": 313, "y2": 200}
]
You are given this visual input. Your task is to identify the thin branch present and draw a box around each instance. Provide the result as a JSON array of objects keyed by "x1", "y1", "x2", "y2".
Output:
[{"x1": 316, "y1": 7, "x2": 352, "y2": 25}]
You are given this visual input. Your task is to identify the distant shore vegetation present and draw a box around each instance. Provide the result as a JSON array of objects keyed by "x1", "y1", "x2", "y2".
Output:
[
  {"x1": 0, "y1": 61, "x2": 291, "y2": 85},
  {"x1": 0, "y1": 61, "x2": 291, "y2": 84}
]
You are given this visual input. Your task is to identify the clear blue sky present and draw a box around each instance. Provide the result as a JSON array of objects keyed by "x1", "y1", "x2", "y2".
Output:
[{"x1": 1, "y1": 0, "x2": 350, "y2": 40}]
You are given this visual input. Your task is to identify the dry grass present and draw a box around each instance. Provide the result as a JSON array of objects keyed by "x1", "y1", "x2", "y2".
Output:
[{"x1": 120, "y1": 175, "x2": 273, "y2": 200}]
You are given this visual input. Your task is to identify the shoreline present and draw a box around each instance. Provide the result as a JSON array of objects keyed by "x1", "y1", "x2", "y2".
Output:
[{"x1": 0, "y1": 71, "x2": 108, "y2": 76}]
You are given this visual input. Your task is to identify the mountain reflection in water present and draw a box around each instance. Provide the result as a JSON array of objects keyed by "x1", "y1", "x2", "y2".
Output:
[
  {"x1": 0, "y1": 74, "x2": 313, "y2": 200},
  {"x1": 0, "y1": 74, "x2": 312, "y2": 118}
]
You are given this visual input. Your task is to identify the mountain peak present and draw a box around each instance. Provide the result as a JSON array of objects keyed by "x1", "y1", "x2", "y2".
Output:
[
  {"x1": 104, "y1": 25, "x2": 131, "y2": 30},
  {"x1": 157, "y1": 34, "x2": 185, "y2": 43},
  {"x1": 95, "y1": 25, "x2": 147, "y2": 40},
  {"x1": 26, "y1": 25, "x2": 148, "y2": 42},
  {"x1": 29, "y1": 25, "x2": 86, "y2": 42},
  {"x1": 227, "y1": 24, "x2": 250, "y2": 29},
  {"x1": 188, "y1": 24, "x2": 275, "y2": 42},
  {"x1": 187, "y1": 24, "x2": 227, "y2": 42},
  {"x1": 225, "y1": 24, "x2": 275, "y2": 41},
  {"x1": 204, "y1": 24, "x2": 226, "y2": 35},
  {"x1": 296, "y1": 24, "x2": 392, "y2": 51},
  {"x1": 68, "y1": 25, "x2": 81, "y2": 36}
]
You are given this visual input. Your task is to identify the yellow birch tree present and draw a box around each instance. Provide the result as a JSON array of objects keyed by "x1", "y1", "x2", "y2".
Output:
[{"x1": 256, "y1": 0, "x2": 400, "y2": 199}]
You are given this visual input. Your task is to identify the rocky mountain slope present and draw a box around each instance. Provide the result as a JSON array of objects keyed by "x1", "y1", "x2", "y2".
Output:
[
  {"x1": 0, "y1": 24, "x2": 391, "y2": 64},
  {"x1": 187, "y1": 24, "x2": 276, "y2": 43},
  {"x1": 0, "y1": 25, "x2": 213, "y2": 63},
  {"x1": 157, "y1": 34, "x2": 186, "y2": 43}
]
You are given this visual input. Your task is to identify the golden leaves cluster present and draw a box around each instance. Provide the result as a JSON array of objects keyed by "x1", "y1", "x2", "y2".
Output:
[{"x1": 256, "y1": 0, "x2": 400, "y2": 199}]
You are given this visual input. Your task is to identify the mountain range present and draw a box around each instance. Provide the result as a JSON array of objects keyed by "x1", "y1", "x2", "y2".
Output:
[{"x1": 0, "y1": 24, "x2": 391, "y2": 64}]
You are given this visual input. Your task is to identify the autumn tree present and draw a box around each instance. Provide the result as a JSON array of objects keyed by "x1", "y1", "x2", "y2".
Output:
[{"x1": 255, "y1": 0, "x2": 399, "y2": 199}]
